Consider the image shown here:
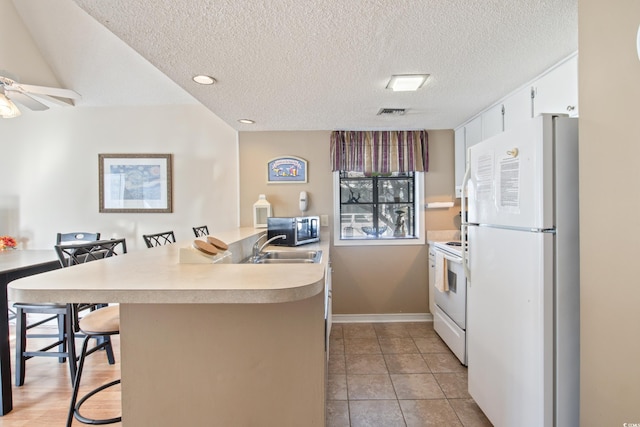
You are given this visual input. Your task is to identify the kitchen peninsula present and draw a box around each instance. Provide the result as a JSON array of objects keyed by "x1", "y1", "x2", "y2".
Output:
[{"x1": 8, "y1": 228, "x2": 329, "y2": 426}]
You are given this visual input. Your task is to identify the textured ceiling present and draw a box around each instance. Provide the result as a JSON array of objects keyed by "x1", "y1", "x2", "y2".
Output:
[{"x1": 12, "y1": 0, "x2": 577, "y2": 131}]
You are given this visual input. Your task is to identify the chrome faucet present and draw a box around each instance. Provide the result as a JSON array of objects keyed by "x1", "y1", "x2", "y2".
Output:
[{"x1": 251, "y1": 233, "x2": 287, "y2": 260}]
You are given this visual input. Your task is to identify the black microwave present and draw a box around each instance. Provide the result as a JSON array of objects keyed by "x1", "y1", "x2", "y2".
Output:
[{"x1": 267, "y1": 216, "x2": 320, "y2": 246}]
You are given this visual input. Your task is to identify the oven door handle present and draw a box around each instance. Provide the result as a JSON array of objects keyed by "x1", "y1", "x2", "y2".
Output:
[{"x1": 439, "y1": 252, "x2": 462, "y2": 265}]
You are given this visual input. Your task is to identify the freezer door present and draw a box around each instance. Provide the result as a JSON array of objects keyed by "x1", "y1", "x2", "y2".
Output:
[
  {"x1": 467, "y1": 226, "x2": 554, "y2": 427},
  {"x1": 467, "y1": 115, "x2": 575, "y2": 230}
]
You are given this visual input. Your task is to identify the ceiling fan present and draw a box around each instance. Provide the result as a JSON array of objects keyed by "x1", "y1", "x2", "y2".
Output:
[{"x1": 0, "y1": 74, "x2": 81, "y2": 118}]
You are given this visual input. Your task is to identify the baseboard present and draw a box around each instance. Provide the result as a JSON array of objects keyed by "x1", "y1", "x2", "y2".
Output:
[{"x1": 332, "y1": 313, "x2": 433, "y2": 323}]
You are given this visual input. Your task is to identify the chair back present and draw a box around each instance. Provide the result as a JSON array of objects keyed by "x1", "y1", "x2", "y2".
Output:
[
  {"x1": 192, "y1": 225, "x2": 209, "y2": 237},
  {"x1": 142, "y1": 231, "x2": 176, "y2": 248},
  {"x1": 55, "y1": 238, "x2": 127, "y2": 268},
  {"x1": 56, "y1": 232, "x2": 101, "y2": 245}
]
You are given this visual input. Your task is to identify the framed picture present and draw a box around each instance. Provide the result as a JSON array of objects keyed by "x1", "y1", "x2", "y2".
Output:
[
  {"x1": 267, "y1": 156, "x2": 308, "y2": 183},
  {"x1": 99, "y1": 153, "x2": 172, "y2": 213}
]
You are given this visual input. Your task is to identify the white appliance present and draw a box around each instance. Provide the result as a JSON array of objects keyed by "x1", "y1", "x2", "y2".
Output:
[
  {"x1": 461, "y1": 114, "x2": 579, "y2": 427},
  {"x1": 432, "y1": 241, "x2": 467, "y2": 365}
]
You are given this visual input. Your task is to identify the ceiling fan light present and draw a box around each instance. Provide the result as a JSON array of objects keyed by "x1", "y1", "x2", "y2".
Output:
[
  {"x1": 386, "y1": 74, "x2": 430, "y2": 92},
  {"x1": 0, "y1": 93, "x2": 21, "y2": 118}
]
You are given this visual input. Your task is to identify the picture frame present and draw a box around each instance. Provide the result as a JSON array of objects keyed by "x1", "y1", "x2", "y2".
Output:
[
  {"x1": 99, "y1": 153, "x2": 173, "y2": 213},
  {"x1": 267, "y1": 156, "x2": 308, "y2": 183}
]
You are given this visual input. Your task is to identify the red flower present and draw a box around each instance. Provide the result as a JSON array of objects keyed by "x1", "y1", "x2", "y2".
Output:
[{"x1": 0, "y1": 236, "x2": 17, "y2": 248}]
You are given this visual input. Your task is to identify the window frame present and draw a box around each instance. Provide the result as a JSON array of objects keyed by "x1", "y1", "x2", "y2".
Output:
[{"x1": 332, "y1": 171, "x2": 425, "y2": 246}]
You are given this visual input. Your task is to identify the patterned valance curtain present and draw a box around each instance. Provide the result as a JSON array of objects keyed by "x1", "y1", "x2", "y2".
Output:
[{"x1": 330, "y1": 130, "x2": 429, "y2": 174}]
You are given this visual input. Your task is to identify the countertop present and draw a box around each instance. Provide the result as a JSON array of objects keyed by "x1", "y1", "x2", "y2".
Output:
[{"x1": 8, "y1": 228, "x2": 329, "y2": 305}]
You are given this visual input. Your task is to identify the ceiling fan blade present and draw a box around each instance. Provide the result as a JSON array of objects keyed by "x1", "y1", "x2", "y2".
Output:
[
  {"x1": 25, "y1": 92, "x2": 75, "y2": 107},
  {"x1": 14, "y1": 83, "x2": 81, "y2": 100},
  {"x1": 5, "y1": 91, "x2": 49, "y2": 111}
]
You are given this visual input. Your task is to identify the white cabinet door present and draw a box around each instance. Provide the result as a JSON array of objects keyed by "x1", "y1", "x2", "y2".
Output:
[
  {"x1": 482, "y1": 104, "x2": 504, "y2": 140},
  {"x1": 465, "y1": 116, "x2": 483, "y2": 149},
  {"x1": 454, "y1": 127, "x2": 466, "y2": 198},
  {"x1": 532, "y1": 55, "x2": 578, "y2": 117},
  {"x1": 454, "y1": 116, "x2": 482, "y2": 199},
  {"x1": 504, "y1": 86, "x2": 533, "y2": 131}
]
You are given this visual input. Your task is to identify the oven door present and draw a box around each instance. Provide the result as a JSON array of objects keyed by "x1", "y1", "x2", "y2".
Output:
[{"x1": 433, "y1": 250, "x2": 467, "y2": 330}]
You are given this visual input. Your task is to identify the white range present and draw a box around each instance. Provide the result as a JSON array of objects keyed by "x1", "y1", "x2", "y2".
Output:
[{"x1": 432, "y1": 240, "x2": 467, "y2": 365}]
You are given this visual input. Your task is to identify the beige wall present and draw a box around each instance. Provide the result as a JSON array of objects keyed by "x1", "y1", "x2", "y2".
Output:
[
  {"x1": 0, "y1": 105, "x2": 239, "y2": 250},
  {"x1": 239, "y1": 129, "x2": 459, "y2": 314},
  {"x1": 579, "y1": 0, "x2": 640, "y2": 424}
]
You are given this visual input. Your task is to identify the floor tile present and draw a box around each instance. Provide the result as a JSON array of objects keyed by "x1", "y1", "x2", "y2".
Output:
[
  {"x1": 448, "y1": 398, "x2": 493, "y2": 427},
  {"x1": 422, "y1": 352, "x2": 466, "y2": 373},
  {"x1": 347, "y1": 374, "x2": 396, "y2": 400},
  {"x1": 413, "y1": 336, "x2": 451, "y2": 353},
  {"x1": 329, "y1": 353, "x2": 346, "y2": 374},
  {"x1": 326, "y1": 400, "x2": 350, "y2": 427},
  {"x1": 434, "y1": 372, "x2": 471, "y2": 399},
  {"x1": 378, "y1": 337, "x2": 419, "y2": 354},
  {"x1": 331, "y1": 324, "x2": 345, "y2": 339},
  {"x1": 344, "y1": 337, "x2": 382, "y2": 354},
  {"x1": 349, "y1": 400, "x2": 406, "y2": 427},
  {"x1": 330, "y1": 336, "x2": 345, "y2": 354},
  {"x1": 328, "y1": 374, "x2": 348, "y2": 400},
  {"x1": 342, "y1": 323, "x2": 377, "y2": 339},
  {"x1": 384, "y1": 353, "x2": 431, "y2": 374},
  {"x1": 326, "y1": 322, "x2": 490, "y2": 426},
  {"x1": 405, "y1": 322, "x2": 438, "y2": 339},
  {"x1": 345, "y1": 354, "x2": 388, "y2": 374},
  {"x1": 374, "y1": 322, "x2": 411, "y2": 338},
  {"x1": 400, "y1": 399, "x2": 463, "y2": 426},
  {"x1": 391, "y1": 373, "x2": 446, "y2": 399}
]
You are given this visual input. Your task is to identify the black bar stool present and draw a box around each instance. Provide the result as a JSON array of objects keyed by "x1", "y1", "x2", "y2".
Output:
[{"x1": 66, "y1": 305, "x2": 121, "y2": 426}]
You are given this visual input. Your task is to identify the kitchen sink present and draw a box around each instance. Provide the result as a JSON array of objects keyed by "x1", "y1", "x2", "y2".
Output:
[{"x1": 242, "y1": 250, "x2": 322, "y2": 264}]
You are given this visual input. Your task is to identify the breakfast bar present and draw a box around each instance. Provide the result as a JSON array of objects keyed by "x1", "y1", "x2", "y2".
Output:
[{"x1": 8, "y1": 229, "x2": 329, "y2": 426}]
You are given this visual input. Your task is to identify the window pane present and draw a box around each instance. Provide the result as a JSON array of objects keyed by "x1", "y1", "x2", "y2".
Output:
[
  {"x1": 340, "y1": 205, "x2": 373, "y2": 239},
  {"x1": 378, "y1": 205, "x2": 414, "y2": 238},
  {"x1": 340, "y1": 179, "x2": 373, "y2": 204},
  {"x1": 378, "y1": 178, "x2": 412, "y2": 203}
]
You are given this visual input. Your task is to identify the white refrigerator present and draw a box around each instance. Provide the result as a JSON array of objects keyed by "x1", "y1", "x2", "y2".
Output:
[{"x1": 462, "y1": 114, "x2": 579, "y2": 427}]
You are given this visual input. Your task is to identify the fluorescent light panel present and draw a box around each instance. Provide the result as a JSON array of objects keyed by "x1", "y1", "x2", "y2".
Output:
[{"x1": 387, "y1": 74, "x2": 429, "y2": 92}]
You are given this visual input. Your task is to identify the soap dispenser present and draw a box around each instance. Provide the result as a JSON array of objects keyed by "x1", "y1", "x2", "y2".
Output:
[{"x1": 253, "y1": 194, "x2": 272, "y2": 228}]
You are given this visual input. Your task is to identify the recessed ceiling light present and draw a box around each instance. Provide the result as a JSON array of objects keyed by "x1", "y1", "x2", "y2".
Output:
[
  {"x1": 386, "y1": 74, "x2": 430, "y2": 92},
  {"x1": 193, "y1": 75, "x2": 216, "y2": 85},
  {"x1": 238, "y1": 119, "x2": 255, "y2": 124}
]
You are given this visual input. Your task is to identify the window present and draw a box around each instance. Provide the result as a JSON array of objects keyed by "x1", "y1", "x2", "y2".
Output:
[{"x1": 333, "y1": 171, "x2": 424, "y2": 246}]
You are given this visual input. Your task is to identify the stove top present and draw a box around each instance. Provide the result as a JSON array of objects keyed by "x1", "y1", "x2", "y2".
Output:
[{"x1": 433, "y1": 240, "x2": 465, "y2": 258}]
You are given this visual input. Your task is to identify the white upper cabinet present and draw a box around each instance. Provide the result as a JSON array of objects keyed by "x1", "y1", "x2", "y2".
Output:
[
  {"x1": 532, "y1": 55, "x2": 578, "y2": 117},
  {"x1": 482, "y1": 104, "x2": 504, "y2": 140},
  {"x1": 453, "y1": 53, "x2": 577, "y2": 198},
  {"x1": 454, "y1": 116, "x2": 482, "y2": 198},
  {"x1": 504, "y1": 86, "x2": 533, "y2": 131},
  {"x1": 465, "y1": 116, "x2": 483, "y2": 148}
]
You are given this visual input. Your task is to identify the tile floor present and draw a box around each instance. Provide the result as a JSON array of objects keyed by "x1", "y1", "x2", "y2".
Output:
[{"x1": 326, "y1": 322, "x2": 493, "y2": 427}]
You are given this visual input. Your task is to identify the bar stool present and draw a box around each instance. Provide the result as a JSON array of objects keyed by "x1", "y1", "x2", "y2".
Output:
[
  {"x1": 142, "y1": 230, "x2": 175, "y2": 248},
  {"x1": 13, "y1": 231, "x2": 101, "y2": 386},
  {"x1": 192, "y1": 225, "x2": 209, "y2": 237},
  {"x1": 66, "y1": 305, "x2": 121, "y2": 426}
]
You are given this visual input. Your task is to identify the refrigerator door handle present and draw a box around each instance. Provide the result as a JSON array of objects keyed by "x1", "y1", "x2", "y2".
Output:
[{"x1": 461, "y1": 151, "x2": 471, "y2": 284}]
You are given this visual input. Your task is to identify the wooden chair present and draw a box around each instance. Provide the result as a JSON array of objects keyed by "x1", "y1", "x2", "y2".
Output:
[
  {"x1": 142, "y1": 230, "x2": 176, "y2": 248},
  {"x1": 192, "y1": 225, "x2": 209, "y2": 237},
  {"x1": 13, "y1": 232, "x2": 101, "y2": 386},
  {"x1": 66, "y1": 305, "x2": 121, "y2": 426}
]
